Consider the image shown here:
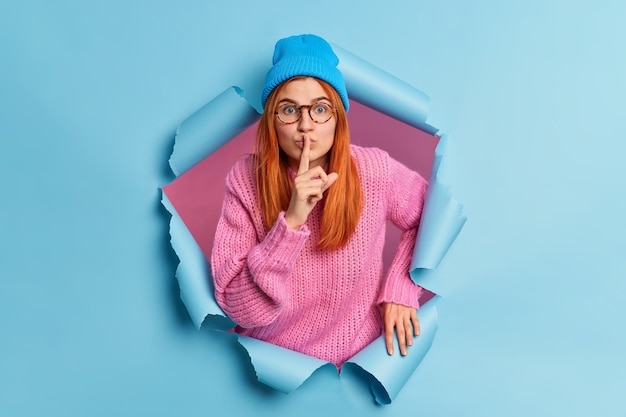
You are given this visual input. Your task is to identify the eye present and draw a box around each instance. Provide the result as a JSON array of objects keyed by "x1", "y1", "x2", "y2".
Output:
[
  {"x1": 280, "y1": 105, "x2": 297, "y2": 115},
  {"x1": 313, "y1": 103, "x2": 330, "y2": 114}
]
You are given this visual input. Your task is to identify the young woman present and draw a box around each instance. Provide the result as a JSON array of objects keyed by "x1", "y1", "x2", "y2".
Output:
[{"x1": 211, "y1": 34, "x2": 428, "y2": 367}]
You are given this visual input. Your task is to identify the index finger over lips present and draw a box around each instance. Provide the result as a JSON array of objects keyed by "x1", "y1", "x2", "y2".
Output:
[{"x1": 298, "y1": 136, "x2": 310, "y2": 175}]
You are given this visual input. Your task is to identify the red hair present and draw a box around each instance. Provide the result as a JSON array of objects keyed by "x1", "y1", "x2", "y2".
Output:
[{"x1": 255, "y1": 77, "x2": 363, "y2": 250}]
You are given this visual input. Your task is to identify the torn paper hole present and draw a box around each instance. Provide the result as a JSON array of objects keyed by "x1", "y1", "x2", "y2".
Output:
[{"x1": 161, "y1": 44, "x2": 465, "y2": 404}]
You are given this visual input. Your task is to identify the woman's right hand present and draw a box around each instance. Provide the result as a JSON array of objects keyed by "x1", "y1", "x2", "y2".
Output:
[{"x1": 284, "y1": 137, "x2": 338, "y2": 230}]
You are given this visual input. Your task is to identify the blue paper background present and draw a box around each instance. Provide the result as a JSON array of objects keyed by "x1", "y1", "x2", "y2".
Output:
[{"x1": 1, "y1": 1, "x2": 625, "y2": 416}]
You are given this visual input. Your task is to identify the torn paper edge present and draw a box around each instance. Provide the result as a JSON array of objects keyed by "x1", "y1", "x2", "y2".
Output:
[
  {"x1": 333, "y1": 43, "x2": 434, "y2": 133},
  {"x1": 162, "y1": 193, "x2": 226, "y2": 327},
  {"x1": 411, "y1": 133, "x2": 468, "y2": 270},
  {"x1": 169, "y1": 86, "x2": 259, "y2": 176},
  {"x1": 237, "y1": 335, "x2": 331, "y2": 393},
  {"x1": 343, "y1": 297, "x2": 439, "y2": 404}
]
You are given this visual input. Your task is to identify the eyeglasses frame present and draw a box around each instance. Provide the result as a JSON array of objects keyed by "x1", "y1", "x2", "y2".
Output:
[{"x1": 274, "y1": 102, "x2": 337, "y2": 125}]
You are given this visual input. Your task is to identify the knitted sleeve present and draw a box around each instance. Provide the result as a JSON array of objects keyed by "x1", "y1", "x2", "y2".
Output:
[
  {"x1": 377, "y1": 153, "x2": 428, "y2": 309},
  {"x1": 211, "y1": 162, "x2": 309, "y2": 328}
]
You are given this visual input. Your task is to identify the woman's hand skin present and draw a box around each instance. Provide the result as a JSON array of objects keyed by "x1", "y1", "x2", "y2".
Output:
[
  {"x1": 382, "y1": 302, "x2": 420, "y2": 356},
  {"x1": 284, "y1": 136, "x2": 338, "y2": 230}
]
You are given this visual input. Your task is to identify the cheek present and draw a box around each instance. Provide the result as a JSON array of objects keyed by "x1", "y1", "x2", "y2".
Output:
[
  {"x1": 275, "y1": 124, "x2": 291, "y2": 145},
  {"x1": 321, "y1": 123, "x2": 337, "y2": 142},
  {"x1": 276, "y1": 127, "x2": 299, "y2": 158}
]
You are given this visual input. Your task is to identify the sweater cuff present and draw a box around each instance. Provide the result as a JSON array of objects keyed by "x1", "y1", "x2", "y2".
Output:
[{"x1": 378, "y1": 276, "x2": 423, "y2": 310}]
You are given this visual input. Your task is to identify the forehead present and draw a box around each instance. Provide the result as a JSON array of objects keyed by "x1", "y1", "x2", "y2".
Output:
[{"x1": 276, "y1": 77, "x2": 329, "y2": 103}]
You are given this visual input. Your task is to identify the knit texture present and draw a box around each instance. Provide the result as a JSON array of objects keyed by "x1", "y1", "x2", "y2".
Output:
[
  {"x1": 261, "y1": 34, "x2": 349, "y2": 111},
  {"x1": 211, "y1": 145, "x2": 427, "y2": 367}
]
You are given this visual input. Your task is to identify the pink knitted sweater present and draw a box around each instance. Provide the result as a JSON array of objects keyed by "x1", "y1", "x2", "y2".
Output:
[{"x1": 211, "y1": 145, "x2": 427, "y2": 366}]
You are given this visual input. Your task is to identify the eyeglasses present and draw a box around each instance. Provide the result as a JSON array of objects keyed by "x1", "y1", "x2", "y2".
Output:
[{"x1": 274, "y1": 102, "x2": 336, "y2": 124}]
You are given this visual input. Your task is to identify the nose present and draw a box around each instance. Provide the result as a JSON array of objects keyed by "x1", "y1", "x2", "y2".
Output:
[{"x1": 297, "y1": 107, "x2": 314, "y2": 131}]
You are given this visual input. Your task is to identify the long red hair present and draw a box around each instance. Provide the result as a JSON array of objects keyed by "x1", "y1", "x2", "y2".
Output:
[{"x1": 255, "y1": 77, "x2": 363, "y2": 251}]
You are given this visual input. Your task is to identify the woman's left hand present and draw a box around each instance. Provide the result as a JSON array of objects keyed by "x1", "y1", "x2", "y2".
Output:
[{"x1": 382, "y1": 302, "x2": 420, "y2": 356}]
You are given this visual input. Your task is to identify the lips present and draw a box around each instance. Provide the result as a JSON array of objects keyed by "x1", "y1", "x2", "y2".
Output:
[{"x1": 296, "y1": 138, "x2": 315, "y2": 148}]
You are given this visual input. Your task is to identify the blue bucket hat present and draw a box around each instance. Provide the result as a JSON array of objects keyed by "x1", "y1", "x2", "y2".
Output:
[{"x1": 261, "y1": 34, "x2": 349, "y2": 112}]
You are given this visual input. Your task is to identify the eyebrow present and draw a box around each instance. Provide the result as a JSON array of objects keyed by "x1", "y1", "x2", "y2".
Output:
[{"x1": 277, "y1": 96, "x2": 332, "y2": 106}]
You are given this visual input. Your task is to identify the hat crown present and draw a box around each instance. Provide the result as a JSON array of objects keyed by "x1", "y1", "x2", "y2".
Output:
[
  {"x1": 272, "y1": 34, "x2": 339, "y2": 67},
  {"x1": 261, "y1": 34, "x2": 349, "y2": 112}
]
